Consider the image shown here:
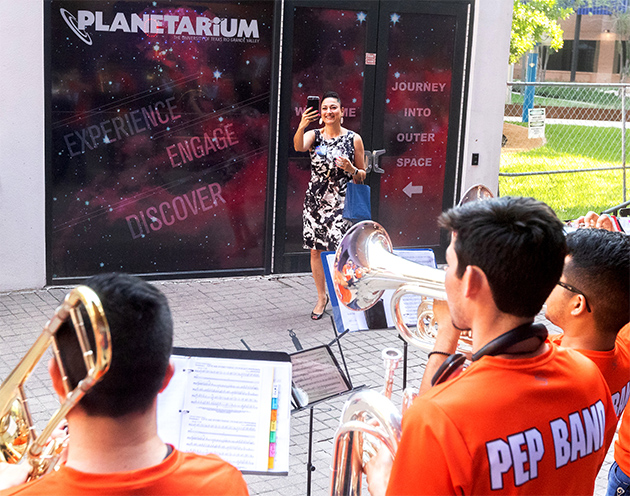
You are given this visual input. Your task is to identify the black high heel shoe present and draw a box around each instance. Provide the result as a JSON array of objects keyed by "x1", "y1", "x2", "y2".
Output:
[{"x1": 310, "y1": 294, "x2": 329, "y2": 320}]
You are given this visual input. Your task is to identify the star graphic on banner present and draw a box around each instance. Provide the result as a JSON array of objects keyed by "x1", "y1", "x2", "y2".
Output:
[
  {"x1": 390, "y1": 13, "x2": 400, "y2": 25},
  {"x1": 357, "y1": 12, "x2": 367, "y2": 24},
  {"x1": 213, "y1": 70, "x2": 222, "y2": 79}
]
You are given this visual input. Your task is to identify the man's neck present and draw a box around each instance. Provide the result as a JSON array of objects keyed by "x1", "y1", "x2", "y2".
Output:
[
  {"x1": 560, "y1": 323, "x2": 616, "y2": 352},
  {"x1": 472, "y1": 313, "x2": 546, "y2": 359},
  {"x1": 65, "y1": 406, "x2": 168, "y2": 474}
]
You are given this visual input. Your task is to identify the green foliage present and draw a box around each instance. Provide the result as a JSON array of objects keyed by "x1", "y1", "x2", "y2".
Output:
[{"x1": 510, "y1": 0, "x2": 575, "y2": 64}]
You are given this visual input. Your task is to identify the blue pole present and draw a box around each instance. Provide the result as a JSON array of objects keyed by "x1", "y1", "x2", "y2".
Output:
[{"x1": 522, "y1": 52, "x2": 538, "y2": 122}]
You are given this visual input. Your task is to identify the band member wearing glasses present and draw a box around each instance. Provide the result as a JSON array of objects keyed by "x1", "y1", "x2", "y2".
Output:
[
  {"x1": 365, "y1": 197, "x2": 617, "y2": 496},
  {"x1": 0, "y1": 273, "x2": 248, "y2": 495},
  {"x1": 545, "y1": 229, "x2": 630, "y2": 421}
]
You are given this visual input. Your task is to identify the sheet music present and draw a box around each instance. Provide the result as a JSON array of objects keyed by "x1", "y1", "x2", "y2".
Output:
[
  {"x1": 157, "y1": 353, "x2": 291, "y2": 474},
  {"x1": 325, "y1": 248, "x2": 437, "y2": 332},
  {"x1": 158, "y1": 355, "x2": 189, "y2": 443},
  {"x1": 291, "y1": 346, "x2": 349, "y2": 405},
  {"x1": 394, "y1": 249, "x2": 440, "y2": 327}
]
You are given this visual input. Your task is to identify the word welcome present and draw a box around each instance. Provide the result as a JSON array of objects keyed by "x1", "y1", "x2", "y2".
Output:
[
  {"x1": 126, "y1": 183, "x2": 226, "y2": 239},
  {"x1": 294, "y1": 107, "x2": 357, "y2": 117}
]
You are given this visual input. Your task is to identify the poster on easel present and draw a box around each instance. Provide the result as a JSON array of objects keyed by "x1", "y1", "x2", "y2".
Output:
[{"x1": 157, "y1": 348, "x2": 291, "y2": 475}]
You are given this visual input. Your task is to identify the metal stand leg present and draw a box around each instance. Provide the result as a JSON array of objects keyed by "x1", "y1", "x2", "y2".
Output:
[
  {"x1": 306, "y1": 407, "x2": 316, "y2": 496},
  {"x1": 403, "y1": 340, "x2": 408, "y2": 390}
]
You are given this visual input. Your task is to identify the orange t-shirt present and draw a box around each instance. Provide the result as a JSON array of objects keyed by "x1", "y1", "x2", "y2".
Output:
[
  {"x1": 550, "y1": 333, "x2": 630, "y2": 419},
  {"x1": 618, "y1": 323, "x2": 630, "y2": 346},
  {"x1": 387, "y1": 344, "x2": 616, "y2": 495},
  {"x1": 611, "y1": 323, "x2": 630, "y2": 475},
  {"x1": 0, "y1": 448, "x2": 249, "y2": 496}
]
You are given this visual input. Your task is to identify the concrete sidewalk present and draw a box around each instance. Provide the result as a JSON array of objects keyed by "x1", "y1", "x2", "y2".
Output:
[{"x1": 0, "y1": 274, "x2": 615, "y2": 495}]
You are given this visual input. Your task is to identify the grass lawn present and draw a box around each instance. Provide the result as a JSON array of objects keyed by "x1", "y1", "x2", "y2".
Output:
[{"x1": 500, "y1": 123, "x2": 628, "y2": 220}]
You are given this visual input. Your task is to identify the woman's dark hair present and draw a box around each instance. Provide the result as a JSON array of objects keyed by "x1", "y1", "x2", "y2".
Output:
[
  {"x1": 55, "y1": 273, "x2": 173, "y2": 417},
  {"x1": 438, "y1": 196, "x2": 567, "y2": 318},
  {"x1": 321, "y1": 91, "x2": 341, "y2": 105}
]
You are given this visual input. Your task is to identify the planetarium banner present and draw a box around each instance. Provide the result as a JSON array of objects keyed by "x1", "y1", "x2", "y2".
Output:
[{"x1": 47, "y1": 1, "x2": 274, "y2": 281}]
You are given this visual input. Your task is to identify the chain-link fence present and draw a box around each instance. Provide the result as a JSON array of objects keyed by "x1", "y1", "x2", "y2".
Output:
[{"x1": 501, "y1": 82, "x2": 629, "y2": 221}]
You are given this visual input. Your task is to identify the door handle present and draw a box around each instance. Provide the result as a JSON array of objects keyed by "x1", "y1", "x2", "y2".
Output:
[
  {"x1": 364, "y1": 151, "x2": 373, "y2": 173},
  {"x1": 372, "y1": 149, "x2": 386, "y2": 174},
  {"x1": 363, "y1": 150, "x2": 386, "y2": 174}
]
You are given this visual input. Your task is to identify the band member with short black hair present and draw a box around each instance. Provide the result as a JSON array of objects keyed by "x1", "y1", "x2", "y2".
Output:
[
  {"x1": 365, "y1": 197, "x2": 617, "y2": 496},
  {"x1": 0, "y1": 273, "x2": 248, "y2": 496},
  {"x1": 546, "y1": 228, "x2": 630, "y2": 422}
]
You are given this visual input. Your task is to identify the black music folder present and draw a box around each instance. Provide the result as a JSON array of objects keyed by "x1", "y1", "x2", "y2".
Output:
[{"x1": 157, "y1": 348, "x2": 292, "y2": 475}]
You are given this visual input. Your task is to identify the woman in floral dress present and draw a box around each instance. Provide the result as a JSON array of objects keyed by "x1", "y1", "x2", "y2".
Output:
[{"x1": 293, "y1": 91, "x2": 366, "y2": 320}]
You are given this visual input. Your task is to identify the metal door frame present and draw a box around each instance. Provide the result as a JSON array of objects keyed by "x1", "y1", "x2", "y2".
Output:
[{"x1": 273, "y1": 0, "x2": 474, "y2": 272}]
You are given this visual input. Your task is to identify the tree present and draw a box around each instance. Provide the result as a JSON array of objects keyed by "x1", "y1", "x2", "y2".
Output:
[
  {"x1": 610, "y1": 7, "x2": 630, "y2": 80},
  {"x1": 510, "y1": 0, "x2": 575, "y2": 64}
]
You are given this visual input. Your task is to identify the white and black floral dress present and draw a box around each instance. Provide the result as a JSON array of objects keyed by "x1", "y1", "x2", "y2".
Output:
[{"x1": 303, "y1": 129, "x2": 355, "y2": 251}]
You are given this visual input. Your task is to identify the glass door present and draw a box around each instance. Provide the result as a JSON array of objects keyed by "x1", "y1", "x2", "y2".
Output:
[
  {"x1": 368, "y1": 0, "x2": 472, "y2": 259},
  {"x1": 275, "y1": 0, "x2": 472, "y2": 273}
]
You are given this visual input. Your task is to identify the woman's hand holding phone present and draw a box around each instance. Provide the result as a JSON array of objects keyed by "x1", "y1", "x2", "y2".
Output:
[
  {"x1": 300, "y1": 96, "x2": 319, "y2": 127},
  {"x1": 298, "y1": 101, "x2": 319, "y2": 131}
]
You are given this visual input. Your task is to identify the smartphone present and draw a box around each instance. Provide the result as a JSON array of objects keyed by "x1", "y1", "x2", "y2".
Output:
[{"x1": 307, "y1": 96, "x2": 320, "y2": 113}]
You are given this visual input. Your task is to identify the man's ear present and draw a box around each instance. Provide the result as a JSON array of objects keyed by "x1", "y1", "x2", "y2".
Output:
[
  {"x1": 462, "y1": 265, "x2": 486, "y2": 298},
  {"x1": 158, "y1": 360, "x2": 175, "y2": 393},
  {"x1": 569, "y1": 294, "x2": 589, "y2": 317},
  {"x1": 48, "y1": 358, "x2": 67, "y2": 398}
]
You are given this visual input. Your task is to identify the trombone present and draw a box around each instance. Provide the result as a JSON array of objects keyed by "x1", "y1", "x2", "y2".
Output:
[{"x1": 0, "y1": 286, "x2": 111, "y2": 479}]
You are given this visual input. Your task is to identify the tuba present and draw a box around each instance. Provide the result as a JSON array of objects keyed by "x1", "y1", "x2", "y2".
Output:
[
  {"x1": 457, "y1": 184, "x2": 493, "y2": 206},
  {"x1": 333, "y1": 220, "x2": 472, "y2": 353},
  {"x1": 333, "y1": 183, "x2": 493, "y2": 353},
  {"x1": 0, "y1": 286, "x2": 111, "y2": 480}
]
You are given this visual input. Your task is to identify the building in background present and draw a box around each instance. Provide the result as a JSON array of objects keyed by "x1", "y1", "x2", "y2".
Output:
[
  {"x1": 514, "y1": 2, "x2": 629, "y2": 83},
  {"x1": 0, "y1": 1, "x2": 513, "y2": 291}
]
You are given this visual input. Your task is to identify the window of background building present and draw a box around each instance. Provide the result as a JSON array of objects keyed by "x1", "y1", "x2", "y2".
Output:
[
  {"x1": 614, "y1": 40, "x2": 629, "y2": 74},
  {"x1": 543, "y1": 40, "x2": 599, "y2": 72}
]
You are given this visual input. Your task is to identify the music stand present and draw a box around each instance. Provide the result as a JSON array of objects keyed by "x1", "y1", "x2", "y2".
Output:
[{"x1": 290, "y1": 340, "x2": 362, "y2": 496}]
